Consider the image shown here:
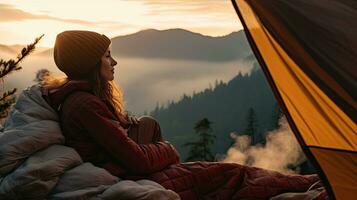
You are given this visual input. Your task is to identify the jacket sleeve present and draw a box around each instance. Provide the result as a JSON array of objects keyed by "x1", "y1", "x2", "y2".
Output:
[{"x1": 74, "y1": 97, "x2": 180, "y2": 175}]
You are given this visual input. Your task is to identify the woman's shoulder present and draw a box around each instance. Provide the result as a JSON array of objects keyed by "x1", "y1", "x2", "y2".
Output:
[
  {"x1": 41, "y1": 80, "x2": 94, "y2": 111},
  {"x1": 63, "y1": 91, "x2": 104, "y2": 109},
  {"x1": 61, "y1": 91, "x2": 117, "y2": 123}
]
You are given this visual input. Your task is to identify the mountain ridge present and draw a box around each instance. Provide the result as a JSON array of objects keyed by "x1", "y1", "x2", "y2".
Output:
[
  {"x1": 25, "y1": 28, "x2": 250, "y2": 61},
  {"x1": 110, "y1": 28, "x2": 250, "y2": 61}
]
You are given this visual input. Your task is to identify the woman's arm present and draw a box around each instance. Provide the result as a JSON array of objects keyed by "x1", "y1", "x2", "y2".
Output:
[{"x1": 74, "y1": 97, "x2": 180, "y2": 175}]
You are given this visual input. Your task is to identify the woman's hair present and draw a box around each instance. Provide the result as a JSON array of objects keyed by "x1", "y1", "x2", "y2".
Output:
[
  {"x1": 90, "y1": 61, "x2": 126, "y2": 119},
  {"x1": 40, "y1": 61, "x2": 126, "y2": 120},
  {"x1": 39, "y1": 71, "x2": 69, "y2": 90}
]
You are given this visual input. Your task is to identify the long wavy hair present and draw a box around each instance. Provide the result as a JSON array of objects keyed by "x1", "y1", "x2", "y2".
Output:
[
  {"x1": 89, "y1": 61, "x2": 126, "y2": 120},
  {"x1": 40, "y1": 61, "x2": 126, "y2": 120}
]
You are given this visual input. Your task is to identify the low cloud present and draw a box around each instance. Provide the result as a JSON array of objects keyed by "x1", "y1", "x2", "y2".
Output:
[
  {"x1": 130, "y1": 0, "x2": 242, "y2": 36},
  {"x1": 131, "y1": 0, "x2": 236, "y2": 22},
  {"x1": 222, "y1": 117, "x2": 306, "y2": 174},
  {"x1": 137, "y1": 0, "x2": 231, "y2": 14},
  {"x1": 0, "y1": 3, "x2": 93, "y2": 25}
]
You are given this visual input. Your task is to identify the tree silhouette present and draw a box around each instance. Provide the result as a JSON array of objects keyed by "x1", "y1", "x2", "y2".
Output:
[
  {"x1": 0, "y1": 34, "x2": 43, "y2": 120},
  {"x1": 184, "y1": 118, "x2": 216, "y2": 161},
  {"x1": 243, "y1": 107, "x2": 258, "y2": 144},
  {"x1": 271, "y1": 103, "x2": 283, "y2": 130},
  {"x1": 150, "y1": 69, "x2": 277, "y2": 160}
]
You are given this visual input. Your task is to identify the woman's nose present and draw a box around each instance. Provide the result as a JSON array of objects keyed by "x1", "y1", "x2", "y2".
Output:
[{"x1": 112, "y1": 58, "x2": 117, "y2": 66}]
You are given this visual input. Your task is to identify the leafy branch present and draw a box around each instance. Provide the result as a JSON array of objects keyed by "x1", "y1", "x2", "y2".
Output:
[
  {"x1": 0, "y1": 34, "x2": 44, "y2": 120},
  {"x1": 0, "y1": 34, "x2": 44, "y2": 79}
]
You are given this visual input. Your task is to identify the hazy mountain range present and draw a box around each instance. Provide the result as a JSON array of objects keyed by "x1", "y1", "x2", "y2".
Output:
[
  {"x1": 0, "y1": 44, "x2": 49, "y2": 58},
  {"x1": 0, "y1": 28, "x2": 253, "y2": 114},
  {"x1": 12, "y1": 29, "x2": 251, "y2": 61},
  {"x1": 110, "y1": 29, "x2": 251, "y2": 61}
]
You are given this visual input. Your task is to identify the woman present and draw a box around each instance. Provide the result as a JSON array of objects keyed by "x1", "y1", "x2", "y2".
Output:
[
  {"x1": 42, "y1": 30, "x2": 179, "y2": 177},
  {"x1": 41, "y1": 30, "x2": 320, "y2": 200}
]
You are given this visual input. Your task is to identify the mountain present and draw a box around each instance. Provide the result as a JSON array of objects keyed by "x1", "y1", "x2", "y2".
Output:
[
  {"x1": 150, "y1": 64, "x2": 277, "y2": 160},
  {"x1": 0, "y1": 44, "x2": 51, "y2": 57},
  {"x1": 0, "y1": 44, "x2": 17, "y2": 55},
  {"x1": 36, "y1": 29, "x2": 251, "y2": 61},
  {"x1": 111, "y1": 29, "x2": 251, "y2": 61}
]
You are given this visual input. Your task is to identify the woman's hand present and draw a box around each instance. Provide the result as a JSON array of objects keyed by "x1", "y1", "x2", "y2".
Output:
[
  {"x1": 127, "y1": 115, "x2": 139, "y2": 125},
  {"x1": 117, "y1": 113, "x2": 139, "y2": 128}
]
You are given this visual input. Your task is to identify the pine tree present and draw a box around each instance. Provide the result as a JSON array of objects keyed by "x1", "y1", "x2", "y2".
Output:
[
  {"x1": 0, "y1": 35, "x2": 43, "y2": 121},
  {"x1": 184, "y1": 118, "x2": 216, "y2": 161},
  {"x1": 243, "y1": 107, "x2": 258, "y2": 144}
]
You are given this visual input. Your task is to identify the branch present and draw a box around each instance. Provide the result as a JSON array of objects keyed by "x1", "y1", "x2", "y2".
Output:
[
  {"x1": 0, "y1": 96, "x2": 16, "y2": 118},
  {"x1": 0, "y1": 34, "x2": 44, "y2": 79},
  {"x1": 0, "y1": 88, "x2": 17, "y2": 102}
]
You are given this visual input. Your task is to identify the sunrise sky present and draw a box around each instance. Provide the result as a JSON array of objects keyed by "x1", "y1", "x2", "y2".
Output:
[{"x1": 0, "y1": 0, "x2": 243, "y2": 47}]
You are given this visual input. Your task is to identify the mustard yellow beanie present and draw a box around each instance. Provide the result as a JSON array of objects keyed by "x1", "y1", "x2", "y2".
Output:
[{"x1": 54, "y1": 30, "x2": 111, "y2": 79}]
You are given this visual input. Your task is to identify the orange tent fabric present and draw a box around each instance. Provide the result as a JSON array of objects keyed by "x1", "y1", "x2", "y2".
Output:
[{"x1": 231, "y1": 1, "x2": 357, "y2": 199}]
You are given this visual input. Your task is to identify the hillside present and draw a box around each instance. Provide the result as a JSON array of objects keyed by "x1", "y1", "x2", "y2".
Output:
[{"x1": 150, "y1": 64, "x2": 278, "y2": 160}]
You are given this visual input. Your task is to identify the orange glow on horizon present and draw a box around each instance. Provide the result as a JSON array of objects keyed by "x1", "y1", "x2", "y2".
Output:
[{"x1": 0, "y1": 0, "x2": 243, "y2": 47}]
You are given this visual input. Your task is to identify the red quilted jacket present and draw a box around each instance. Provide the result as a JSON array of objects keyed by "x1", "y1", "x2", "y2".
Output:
[
  {"x1": 42, "y1": 80, "x2": 323, "y2": 200},
  {"x1": 42, "y1": 80, "x2": 179, "y2": 176}
]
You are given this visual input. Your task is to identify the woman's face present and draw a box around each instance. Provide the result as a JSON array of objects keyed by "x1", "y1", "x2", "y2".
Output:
[{"x1": 100, "y1": 46, "x2": 117, "y2": 81}]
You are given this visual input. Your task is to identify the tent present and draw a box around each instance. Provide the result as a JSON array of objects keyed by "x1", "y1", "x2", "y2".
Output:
[{"x1": 231, "y1": 0, "x2": 357, "y2": 199}]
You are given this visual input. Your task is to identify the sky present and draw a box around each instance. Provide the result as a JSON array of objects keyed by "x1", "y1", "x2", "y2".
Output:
[{"x1": 0, "y1": 0, "x2": 243, "y2": 47}]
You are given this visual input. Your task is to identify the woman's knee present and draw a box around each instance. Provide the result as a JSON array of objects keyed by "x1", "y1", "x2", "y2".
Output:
[
  {"x1": 138, "y1": 116, "x2": 159, "y2": 127},
  {"x1": 138, "y1": 116, "x2": 163, "y2": 142}
]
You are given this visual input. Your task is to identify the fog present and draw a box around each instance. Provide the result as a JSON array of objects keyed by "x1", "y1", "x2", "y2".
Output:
[
  {"x1": 1, "y1": 52, "x2": 254, "y2": 114},
  {"x1": 222, "y1": 117, "x2": 306, "y2": 174}
]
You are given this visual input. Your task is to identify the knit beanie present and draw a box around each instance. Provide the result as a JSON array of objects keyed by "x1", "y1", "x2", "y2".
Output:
[{"x1": 53, "y1": 30, "x2": 111, "y2": 79}]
